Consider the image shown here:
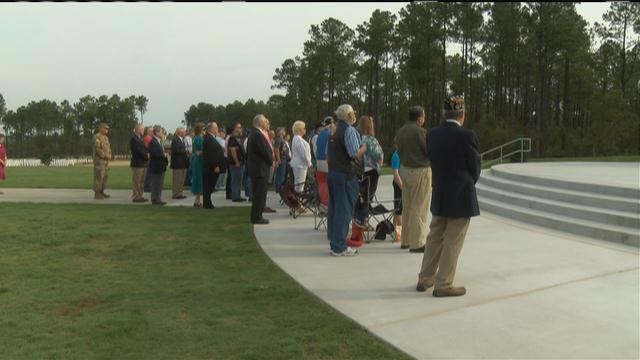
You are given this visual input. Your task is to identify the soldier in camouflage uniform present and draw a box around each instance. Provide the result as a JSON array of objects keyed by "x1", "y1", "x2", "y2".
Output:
[{"x1": 93, "y1": 123, "x2": 112, "y2": 199}]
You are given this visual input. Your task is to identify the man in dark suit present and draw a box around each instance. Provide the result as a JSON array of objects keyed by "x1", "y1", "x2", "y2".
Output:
[
  {"x1": 170, "y1": 127, "x2": 189, "y2": 199},
  {"x1": 202, "y1": 122, "x2": 226, "y2": 209},
  {"x1": 130, "y1": 124, "x2": 149, "y2": 203},
  {"x1": 148, "y1": 125, "x2": 169, "y2": 206},
  {"x1": 246, "y1": 114, "x2": 274, "y2": 224},
  {"x1": 416, "y1": 94, "x2": 481, "y2": 297}
]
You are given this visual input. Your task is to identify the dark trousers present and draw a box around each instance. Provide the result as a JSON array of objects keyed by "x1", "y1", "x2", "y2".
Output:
[
  {"x1": 225, "y1": 168, "x2": 232, "y2": 199},
  {"x1": 393, "y1": 180, "x2": 403, "y2": 215},
  {"x1": 203, "y1": 172, "x2": 220, "y2": 208},
  {"x1": 354, "y1": 169, "x2": 380, "y2": 224},
  {"x1": 144, "y1": 167, "x2": 152, "y2": 192},
  {"x1": 184, "y1": 156, "x2": 193, "y2": 186},
  {"x1": 149, "y1": 171, "x2": 165, "y2": 203},
  {"x1": 250, "y1": 176, "x2": 268, "y2": 223}
]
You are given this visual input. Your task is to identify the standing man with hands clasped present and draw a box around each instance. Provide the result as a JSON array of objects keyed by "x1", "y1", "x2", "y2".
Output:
[
  {"x1": 148, "y1": 125, "x2": 169, "y2": 206},
  {"x1": 246, "y1": 114, "x2": 274, "y2": 225},
  {"x1": 416, "y1": 94, "x2": 481, "y2": 298},
  {"x1": 170, "y1": 127, "x2": 189, "y2": 200},
  {"x1": 202, "y1": 122, "x2": 226, "y2": 209},
  {"x1": 93, "y1": 122, "x2": 112, "y2": 200},
  {"x1": 130, "y1": 124, "x2": 149, "y2": 203}
]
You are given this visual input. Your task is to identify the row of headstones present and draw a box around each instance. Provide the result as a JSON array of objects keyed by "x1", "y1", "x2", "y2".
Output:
[{"x1": 6, "y1": 155, "x2": 131, "y2": 167}]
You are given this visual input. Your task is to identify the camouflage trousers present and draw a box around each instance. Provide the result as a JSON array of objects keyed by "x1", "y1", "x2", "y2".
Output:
[{"x1": 94, "y1": 160, "x2": 109, "y2": 194}]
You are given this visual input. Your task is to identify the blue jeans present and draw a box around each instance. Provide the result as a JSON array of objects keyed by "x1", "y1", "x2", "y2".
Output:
[
  {"x1": 327, "y1": 171, "x2": 359, "y2": 253},
  {"x1": 275, "y1": 159, "x2": 287, "y2": 192},
  {"x1": 243, "y1": 167, "x2": 252, "y2": 199},
  {"x1": 216, "y1": 171, "x2": 225, "y2": 189},
  {"x1": 229, "y1": 165, "x2": 243, "y2": 200}
]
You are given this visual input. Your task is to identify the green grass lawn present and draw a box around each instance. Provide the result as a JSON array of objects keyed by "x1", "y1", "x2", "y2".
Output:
[
  {"x1": 1, "y1": 166, "x2": 172, "y2": 190},
  {"x1": 0, "y1": 203, "x2": 407, "y2": 359}
]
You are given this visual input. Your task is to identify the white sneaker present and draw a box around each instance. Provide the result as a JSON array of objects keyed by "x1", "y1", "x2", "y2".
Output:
[{"x1": 330, "y1": 247, "x2": 359, "y2": 257}]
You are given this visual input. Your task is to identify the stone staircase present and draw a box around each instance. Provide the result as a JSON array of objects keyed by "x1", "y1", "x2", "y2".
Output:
[{"x1": 477, "y1": 165, "x2": 640, "y2": 247}]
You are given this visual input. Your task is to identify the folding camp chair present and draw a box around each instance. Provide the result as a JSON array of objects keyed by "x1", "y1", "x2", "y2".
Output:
[
  {"x1": 312, "y1": 171, "x2": 329, "y2": 231},
  {"x1": 355, "y1": 174, "x2": 399, "y2": 243}
]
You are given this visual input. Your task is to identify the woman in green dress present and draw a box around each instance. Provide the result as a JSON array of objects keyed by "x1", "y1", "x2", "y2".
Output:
[{"x1": 191, "y1": 123, "x2": 204, "y2": 207}]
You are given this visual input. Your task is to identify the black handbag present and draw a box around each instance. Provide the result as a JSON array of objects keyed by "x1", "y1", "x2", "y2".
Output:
[{"x1": 375, "y1": 220, "x2": 395, "y2": 240}]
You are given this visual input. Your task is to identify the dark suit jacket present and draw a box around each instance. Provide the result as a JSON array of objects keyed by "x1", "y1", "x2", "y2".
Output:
[
  {"x1": 246, "y1": 128, "x2": 273, "y2": 178},
  {"x1": 170, "y1": 137, "x2": 189, "y2": 169},
  {"x1": 202, "y1": 133, "x2": 226, "y2": 176},
  {"x1": 428, "y1": 121, "x2": 481, "y2": 218},
  {"x1": 148, "y1": 137, "x2": 168, "y2": 174},
  {"x1": 130, "y1": 134, "x2": 148, "y2": 168}
]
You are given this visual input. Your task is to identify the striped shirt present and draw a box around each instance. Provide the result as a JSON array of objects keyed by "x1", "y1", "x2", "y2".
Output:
[{"x1": 344, "y1": 125, "x2": 361, "y2": 158}]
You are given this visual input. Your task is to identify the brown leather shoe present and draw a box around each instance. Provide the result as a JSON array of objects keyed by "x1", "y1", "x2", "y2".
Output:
[
  {"x1": 94, "y1": 193, "x2": 105, "y2": 200},
  {"x1": 433, "y1": 286, "x2": 466, "y2": 297},
  {"x1": 133, "y1": 198, "x2": 147, "y2": 203},
  {"x1": 101, "y1": 192, "x2": 111, "y2": 198},
  {"x1": 416, "y1": 280, "x2": 434, "y2": 292}
]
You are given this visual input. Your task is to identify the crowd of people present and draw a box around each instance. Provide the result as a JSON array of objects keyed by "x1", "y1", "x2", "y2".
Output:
[{"x1": 2, "y1": 93, "x2": 480, "y2": 298}]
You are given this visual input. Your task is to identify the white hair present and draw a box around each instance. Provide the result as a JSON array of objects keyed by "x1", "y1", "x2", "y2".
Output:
[
  {"x1": 253, "y1": 114, "x2": 266, "y2": 127},
  {"x1": 206, "y1": 122, "x2": 218, "y2": 132},
  {"x1": 292, "y1": 120, "x2": 306, "y2": 135},
  {"x1": 335, "y1": 104, "x2": 354, "y2": 123},
  {"x1": 175, "y1": 126, "x2": 185, "y2": 134}
]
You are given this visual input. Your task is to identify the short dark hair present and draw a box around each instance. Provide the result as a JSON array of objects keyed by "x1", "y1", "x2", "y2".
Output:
[{"x1": 408, "y1": 106, "x2": 425, "y2": 121}]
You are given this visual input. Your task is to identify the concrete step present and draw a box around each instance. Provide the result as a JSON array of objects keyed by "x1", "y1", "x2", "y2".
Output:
[
  {"x1": 476, "y1": 183, "x2": 640, "y2": 229},
  {"x1": 491, "y1": 166, "x2": 640, "y2": 199},
  {"x1": 479, "y1": 172, "x2": 640, "y2": 214},
  {"x1": 478, "y1": 196, "x2": 640, "y2": 247}
]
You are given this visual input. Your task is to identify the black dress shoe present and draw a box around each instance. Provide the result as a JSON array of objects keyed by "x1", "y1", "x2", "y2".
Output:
[
  {"x1": 252, "y1": 219, "x2": 269, "y2": 225},
  {"x1": 400, "y1": 244, "x2": 410, "y2": 250},
  {"x1": 203, "y1": 205, "x2": 215, "y2": 209},
  {"x1": 152, "y1": 201, "x2": 167, "y2": 206},
  {"x1": 409, "y1": 245, "x2": 425, "y2": 253},
  {"x1": 232, "y1": 198, "x2": 247, "y2": 203}
]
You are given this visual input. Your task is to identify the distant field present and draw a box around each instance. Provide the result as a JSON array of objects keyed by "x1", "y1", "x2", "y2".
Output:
[
  {"x1": 529, "y1": 155, "x2": 640, "y2": 162},
  {"x1": 1, "y1": 155, "x2": 636, "y2": 189},
  {"x1": 0, "y1": 165, "x2": 167, "y2": 189}
]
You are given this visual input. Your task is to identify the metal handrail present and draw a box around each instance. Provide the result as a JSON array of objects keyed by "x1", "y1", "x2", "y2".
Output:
[{"x1": 480, "y1": 137, "x2": 531, "y2": 166}]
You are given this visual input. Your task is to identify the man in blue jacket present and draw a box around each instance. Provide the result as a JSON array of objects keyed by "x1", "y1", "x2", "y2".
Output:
[
  {"x1": 148, "y1": 125, "x2": 169, "y2": 206},
  {"x1": 416, "y1": 94, "x2": 481, "y2": 297}
]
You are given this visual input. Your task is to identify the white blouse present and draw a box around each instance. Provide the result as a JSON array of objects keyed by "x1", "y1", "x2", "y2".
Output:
[{"x1": 290, "y1": 134, "x2": 312, "y2": 169}]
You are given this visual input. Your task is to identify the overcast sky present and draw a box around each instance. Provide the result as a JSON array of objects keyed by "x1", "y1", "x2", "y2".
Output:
[{"x1": 0, "y1": 2, "x2": 612, "y2": 130}]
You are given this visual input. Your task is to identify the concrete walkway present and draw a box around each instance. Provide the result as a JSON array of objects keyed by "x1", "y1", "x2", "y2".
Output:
[
  {"x1": 254, "y1": 175, "x2": 639, "y2": 359},
  {"x1": 2, "y1": 178, "x2": 639, "y2": 359},
  {"x1": 0, "y1": 188, "x2": 249, "y2": 207}
]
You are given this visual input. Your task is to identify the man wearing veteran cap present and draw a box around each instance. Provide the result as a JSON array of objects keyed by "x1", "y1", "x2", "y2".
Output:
[
  {"x1": 93, "y1": 122, "x2": 112, "y2": 199},
  {"x1": 416, "y1": 94, "x2": 481, "y2": 297}
]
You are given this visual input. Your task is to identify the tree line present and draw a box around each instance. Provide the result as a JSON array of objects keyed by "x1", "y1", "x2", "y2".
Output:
[
  {"x1": 186, "y1": 2, "x2": 640, "y2": 158},
  {"x1": 0, "y1": 94, "x2": 148, "y2": 158},
  {"x1": 2, "y1": 2, "x2": 639, "y2": 159}
]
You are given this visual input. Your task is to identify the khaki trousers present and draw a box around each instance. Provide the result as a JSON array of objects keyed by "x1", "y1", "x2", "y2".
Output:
[
  {"x1": 418, "y1": 216, "x2": 470, "y2": 289},
  {"x1": 172, "y1": 168, "x2": 187, "y2": 197},
  {"x1": 399, "y1": 166, "x2": 431, "y2": 249},
  {"x1": 93, "y1": 160, "x2": 109, "y2": 194},
  {"x1": 131, "y1": 167, "x2": 146, "y2": 200}
]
